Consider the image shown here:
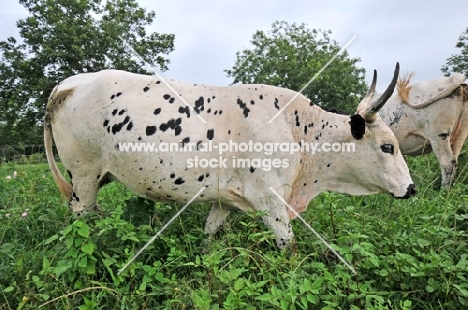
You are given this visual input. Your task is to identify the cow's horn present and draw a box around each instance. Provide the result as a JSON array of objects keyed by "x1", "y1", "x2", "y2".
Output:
[
  {"x1": 365, "y1": 69, "x2": 377, "y2": 100},
  {"x1": 356, "y1": 69, "x2": 377, "y2": 117},
  {"x1": 364, "y1": 62, "x2": 400, "y2": 122}
]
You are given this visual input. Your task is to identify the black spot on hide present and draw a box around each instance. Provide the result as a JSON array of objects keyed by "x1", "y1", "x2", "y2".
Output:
[
  {"x1": 178, "y1": 106, "x2": 190, "y2": 118},
  {"x1": 146, "y1": 126, "x2": 157, "y2": 136},
  {"x1": 274, "y1": 98, "x2": 280, "y2": 110},
  {"x1": 207, "y1": 129, "x2": 214, "y2": 140},
  {"x1": 174, "y1": 177, "x2": 185, "y2": 185},
  {"x1": 237, "y1": 98, "x2": 250, "y2": 117},
  {"x1": 126, "y1": 121, "x2": 133, "y2": 131},
  {"x1": 194, "y1": 97, "x2": 205, "y2": 113}
]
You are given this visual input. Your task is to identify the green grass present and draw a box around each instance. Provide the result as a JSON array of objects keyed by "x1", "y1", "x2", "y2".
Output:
[{"x1": 0, "y1": 147, "x2": 467, "y2": 309}]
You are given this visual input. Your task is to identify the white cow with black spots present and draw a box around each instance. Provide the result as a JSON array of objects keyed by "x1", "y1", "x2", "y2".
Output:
[
  {"x1": 379, "y1": 73, "x2": 468, "y2": 187},
  {"x1": 44, "y1": 62, "x2": 415, "y2": 249}
]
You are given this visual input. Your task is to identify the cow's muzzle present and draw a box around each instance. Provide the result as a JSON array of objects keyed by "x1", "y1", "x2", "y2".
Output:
[{"x1": 393, "y1": 183, "x2": 417, "y2": 199}]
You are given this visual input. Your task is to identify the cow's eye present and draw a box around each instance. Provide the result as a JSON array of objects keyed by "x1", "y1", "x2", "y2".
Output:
[{"x1": 381, "y1": 144, "x2": 394, "y2": 154}]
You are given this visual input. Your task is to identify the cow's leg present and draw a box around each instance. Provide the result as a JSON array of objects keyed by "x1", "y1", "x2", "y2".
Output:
[
  {"x1": 202, "y1": 203, "x2": 231, "y2": 252},
  {"x1": 450, "y1": 110, "x2": 468, "y2": 164},
  {"x1": 260, "y1": 208, "x2": 293, "y2": 249},
  {"x1": 204, "y1": 203, "x2": 231, "y2": 235},
  {"x1": 430, "y1": 137, "x2": 456, "y2": 187},
  {"x1": 68, "y1": 172, "x2": 100, "y2": 215},
  {"x1": 247, "y1": 194, "x2": 293, "y2": 249}
]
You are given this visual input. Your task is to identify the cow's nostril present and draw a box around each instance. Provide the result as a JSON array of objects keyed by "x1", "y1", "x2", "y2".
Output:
[
  {"x1": 407, "y1": 184, "x2": 417, "y2": 197},
  {"x1": 395, "y1": 184, "x2": 416, "y2": 199}
]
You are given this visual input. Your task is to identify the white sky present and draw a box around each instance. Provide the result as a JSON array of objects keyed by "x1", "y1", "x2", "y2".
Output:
[{"x1": 1, "y1": 0, "x2": 466, "y2": 91}]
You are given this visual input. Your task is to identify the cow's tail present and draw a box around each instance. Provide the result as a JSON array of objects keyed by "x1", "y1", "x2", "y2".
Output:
[
  {"x1": 398, "y1": 73, "x2": 466, "y2": 109},
  {"x1": 44, "y1": 90, "x2": 73, "y2": 201}
]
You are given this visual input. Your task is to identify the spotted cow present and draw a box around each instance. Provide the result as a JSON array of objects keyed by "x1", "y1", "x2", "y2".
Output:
[
  {"x1": 379, "y1": 73, "x2": 468, "y2": 186},
  {"x1": 44, "y1": 63, "x2": 415, "y2": 249}
]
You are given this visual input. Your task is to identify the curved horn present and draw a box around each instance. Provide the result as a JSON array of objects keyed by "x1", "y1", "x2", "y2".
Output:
[
  {"x1": 364, "y1": 62, "x2": 400, "y2": 122},
  {"x1": 356, "y1": 69, "x2": 377, "y2": 116},
  {"x1": 366, "y1": 69, "x2": 377, "y2": 99}
]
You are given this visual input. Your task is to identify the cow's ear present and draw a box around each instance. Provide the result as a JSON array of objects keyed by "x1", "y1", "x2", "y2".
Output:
[{"x1": 349, "y1": 113, "x2": 365, "y2": 140}]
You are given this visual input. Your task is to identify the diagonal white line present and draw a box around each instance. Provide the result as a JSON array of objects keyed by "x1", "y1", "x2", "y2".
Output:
[
  {"x1": 268, "y1": 36, "x2": 357, "y2": 124},
  {"x1": 117, "y1": 186, "x2": 206, "y2": 275},
  {"x1": 268, "y1": 186, "x2": 357, "y2": 275},
  {"x1": 119, "y1": 36, "x2": 207, "y2": 124}
]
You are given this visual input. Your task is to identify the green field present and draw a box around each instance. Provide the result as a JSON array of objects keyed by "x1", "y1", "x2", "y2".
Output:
[{"x1": 1, "y1": 147, "x2": 467, "y2": 309}]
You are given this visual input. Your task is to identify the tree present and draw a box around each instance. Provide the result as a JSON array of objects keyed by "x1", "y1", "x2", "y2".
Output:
[
  {"x1": 0, "y1": 0, "x2": 175, "y2": 146},
  {"x1": 442, "y1": 27, "x2": 468, "y2": 77},
  {"x1": 225, "y1": 21, "x2": 367, "y2": 113}
]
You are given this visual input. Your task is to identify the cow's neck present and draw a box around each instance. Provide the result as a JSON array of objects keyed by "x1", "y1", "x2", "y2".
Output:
[{"x1": 286, "y1": 105, "x2": 357, "y2": 218}]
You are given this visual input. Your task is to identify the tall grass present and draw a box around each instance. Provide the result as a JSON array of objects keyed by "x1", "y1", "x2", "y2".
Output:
[{"x1": 0, "y1": 146, "x2": 467, "y2": 309}]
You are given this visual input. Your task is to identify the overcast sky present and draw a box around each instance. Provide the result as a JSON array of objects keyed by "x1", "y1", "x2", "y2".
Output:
[{"x1": 1, "y1": 0, "x2": 466, "y2": 92}]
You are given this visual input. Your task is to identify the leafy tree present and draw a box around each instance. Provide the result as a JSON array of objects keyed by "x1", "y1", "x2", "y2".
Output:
[
  {"x1": 442, "y1": 27, "x2": 468, "y2": 77},
  {"x1": 0, "y1": 0, "x2": 174, "y2": 146},
  {"x1": 225, "y1": 21, "x2": 367, "y2": 113}
]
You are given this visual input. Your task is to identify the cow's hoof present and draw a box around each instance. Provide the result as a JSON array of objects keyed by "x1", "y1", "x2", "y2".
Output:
[
  {"x1": 283, "y1": 243, "x2": 292, "y2": 258},
  {"x1": 200, "y1": 237, "x2": 213, "y2": 254},
  {"x1": 73, "y1": 210, "x2": 84, "y2": 216},
  {"x1": 279, "y1": 238, "x2": 296, "y2": 258}
]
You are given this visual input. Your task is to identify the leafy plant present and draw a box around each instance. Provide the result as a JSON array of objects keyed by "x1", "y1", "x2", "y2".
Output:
[
  {"x1": 442, "y1": 27, "x2": 468, "y2": 77},
  {"x1": 0, "y1": 0, "x2": 175, "y2": 146},
  {"x1": 225, "y1": 21, "x2": 367, "y2": 112},
  {"x1": 1, "y1": 144, "x2": 468, "y2": 308}
]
